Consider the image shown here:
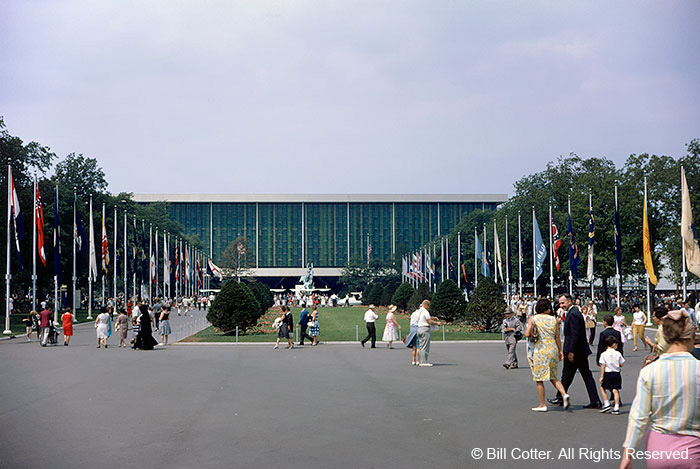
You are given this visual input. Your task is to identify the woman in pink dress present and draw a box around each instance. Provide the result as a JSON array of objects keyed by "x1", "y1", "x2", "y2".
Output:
[
  {"x1": 612, "y1": 307, "x2": 627, "y2": 353},
  {"x1": 382, "y1": 305, "x2": 399, "y2": 349}
]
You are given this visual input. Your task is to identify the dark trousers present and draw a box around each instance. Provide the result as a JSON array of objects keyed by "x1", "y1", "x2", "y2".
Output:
[
  {"x1": 588, "y1": 327, "x2": 596, "y2": 345},
  {"x1": 362, "y1": 322, "x2": 376, "y2": 347},
  {"x1": 299, "y1": 324, "x2": 313, "y2": 345},
  {"x1": 556, "y1": 353, "x2": 601, "y2": 405}
]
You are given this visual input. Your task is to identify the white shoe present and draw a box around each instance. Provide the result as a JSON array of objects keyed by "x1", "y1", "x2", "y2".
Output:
[
  {"x1": 419, "y1": 363, "x2": 433, "y2": 367},
  {"x1": 411, "y1": 361, "x2": 416, "y2": 365},
  {"x1": 531, "y1": 406, "x2": 548, "y2": 412},
  {"x1": 563, "y1": 394, "x2": 570, "y2": 410}
]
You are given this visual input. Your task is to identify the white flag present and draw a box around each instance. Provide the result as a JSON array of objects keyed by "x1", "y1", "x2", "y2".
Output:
[
  {"x1": 494, "y1": 224, "x2": 504, "y2": 282},
  {"x1": 88, "y1": 199, "x2": 98, "y2": 282},
  {"x1": 681, "y1": 169, "x2": 700, "y2": 277}
]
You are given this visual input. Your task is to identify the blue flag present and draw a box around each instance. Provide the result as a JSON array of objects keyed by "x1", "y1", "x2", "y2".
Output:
[
  {"x1": 568, "y1": 212, "x2": 580, "y2": 282},
  {"x1": 476, "y1": 232, "x2": 490, "y2": 277},
  {"x1": 533, "y1": 213, "x2": 547, "y2": 279}
]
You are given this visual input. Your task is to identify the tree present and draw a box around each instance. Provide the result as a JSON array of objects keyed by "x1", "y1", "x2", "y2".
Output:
[
  {"x1": 464, "y1": 278, "x2": 506, "y2": 332},
  {"x1": 391, "y1": 282, "x2": 415, "y2": 312},
  {"x1": 247, "y1": 281, "x2": 273, "y2": 315},
  {"x1": 431, "y1": 279, "x2": 466, "y2": 322},
  {"x1": 339, "y1": 259, "x2": 398, "y2": 293},
  {"x1": 206, "y1": 280, "x2": 261, "y2": 334},
  {"x1": 366, "y1": 283, "x2": 384, "y2": 306},
  {"x1": 407, "y1": 282, "x2": 432, "y2": 312},
  {"x1": 221, "y1": 236, "x2": 254, "y2": 281},
  {"x1": 381, "y1": 278, "x2": 401, "y2": 306}
]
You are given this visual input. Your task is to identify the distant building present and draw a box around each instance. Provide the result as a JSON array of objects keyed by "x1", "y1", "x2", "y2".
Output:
[{"x1": 132, "y1": 193, "x2": 507, "y2": 279}]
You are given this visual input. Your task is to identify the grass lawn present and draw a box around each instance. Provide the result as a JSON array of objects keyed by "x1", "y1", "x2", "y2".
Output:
[{"x1": 185, "y1": 306, "x2": 502, "y2": 342}]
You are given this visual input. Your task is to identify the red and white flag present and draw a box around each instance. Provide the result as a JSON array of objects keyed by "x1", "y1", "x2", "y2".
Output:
[
  {"x1": 35, "y1": 182, "x2": 46, "y2": 266},
  {"x1": 551, "y1": 214, "x2": 562, "y2": 272}
]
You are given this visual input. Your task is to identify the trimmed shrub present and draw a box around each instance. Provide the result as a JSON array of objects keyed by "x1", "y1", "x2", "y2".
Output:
[
  {"x1": 365, "y1": 282, "x2": 384, "y2": 306},
  {"x1": 431, "y1": 279, "x2": 467, "y2": 322},
  {"x1": 247, "y1": 281, "x2": 273, "y2": 315},
  {"x1": 407, "y1": 282, "x2": 432, "y2": 312},
  {"x1": 207, "y1": 280, "x2": 261, "y2": 334},
  {"x1": 391, "y1": 282, "x2": 415, "y2": 312},
  {"x1": 464, "y1": 278, "x2": 506, "y2": 332}
]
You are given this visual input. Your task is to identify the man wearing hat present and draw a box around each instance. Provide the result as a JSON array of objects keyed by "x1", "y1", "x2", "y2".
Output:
[
  {"x1": 502, "y1": 307, "x2": 523, "y2": 369},
  {"x1": 361, "y1": 305, "x2": 379, "y2": 348}
]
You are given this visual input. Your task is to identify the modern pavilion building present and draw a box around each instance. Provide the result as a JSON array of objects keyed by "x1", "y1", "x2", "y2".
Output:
[{"x1": 133, "y1": 194, "x2": 507, "y2": 283}]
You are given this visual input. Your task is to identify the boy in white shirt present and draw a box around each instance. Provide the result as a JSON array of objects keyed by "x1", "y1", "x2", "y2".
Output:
[{"x1": 599, "y1": 336, "x2": 625, "y2": 415}]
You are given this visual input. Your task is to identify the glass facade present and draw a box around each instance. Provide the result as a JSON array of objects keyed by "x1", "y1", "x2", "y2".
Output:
[{"x1": 166, "y1": 199, "x2": 500, "y2": 269}]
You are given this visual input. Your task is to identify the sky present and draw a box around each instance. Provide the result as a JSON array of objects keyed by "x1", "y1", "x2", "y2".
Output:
[{"x1": 1, "y1": 1, "x2": 699, "y2": 196}]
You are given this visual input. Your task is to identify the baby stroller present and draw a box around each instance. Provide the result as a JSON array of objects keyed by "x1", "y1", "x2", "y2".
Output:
[{"x1": 41, "y1": 322, "x2": 59, "y2": 346}]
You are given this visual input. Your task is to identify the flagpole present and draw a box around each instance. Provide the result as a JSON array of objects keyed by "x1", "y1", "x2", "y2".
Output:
[
  {"x1": 149, "y1": 223, "x2": 153, "y2": 301},
  {"x1": 32, "y1": 174, "x2": 37, "y2": 312},
  {"x1": 87, "y1": 195, "x2": 93, "y2": 320},
  {"x1": 4, "y1": 161, "x2": 12, "y2": 335},
  {"x1": 549, "y1": 202, "x2": 554, "y2": 300},
  {"x1": 457, "y1": 231, "x2": 461, "y2": 289},
  {"x1": 568, "y1": 196, "x2": 573, "y2": 296},
  {"x1": 615, "y1": 182, "x2": 621, "y2": 307},
  {"x1": 645, "y1": 176, "x2": 652, "y2": 326},
  {"x1": 132, "y1": 217, "x2": 136, "y2": 301},
  {"x1": 681, "y1": 166, "x2": 687, "y2": 301},
  {"x1": 483, "y1": 224, "x2": 488, "y2": 280},
  {"x1": 72, "y1": 189, "x2": 77, "y2": 321},
  {"x1": 505, "y1": 216, "x2": 510, "y2": 302},
  {"x1": 101, "y1": 203, "x2": 105, "y2": 307},
  {"x1": 518, "y1": 211, "x2": 522, "y2": 298},
  {"x1": 162, "y1": 230, "x2": 166, "y2": 300},
  {"x1": 493, "y1": 221, "x2": 497, "y2": 283},
  {"x1": 589, "y1": 191, "x2": 594, "y2": 303},
  {"x1": 532, "y1": 208, "x2": 537, "y2": 298},
  {"x1": 446, "y1": 235, "x2": 450, "y2": 282},
  {"x1": 54, "y1": 185, "x2": 59, "y2": 323},
  {"x1": 441, "y1": 238, "x2": 445, "y2": 282},
  {"x1": 474, "y1": 228, "x2": 478, "y2": 288},
  {"x1": 123, "y1": 209, "x2": 127, "y2": 306},
  {"x1": 113, "y1": 205, "x2": 117, "y2": 309}
]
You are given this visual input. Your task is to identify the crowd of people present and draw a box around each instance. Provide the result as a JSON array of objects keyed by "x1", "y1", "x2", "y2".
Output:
[
  {"x1": 503, "y1": 292, "x2": 699, "y2": 468},
  {"x1": 19, "y1": 294, "x2": 214, "y2": 350}
]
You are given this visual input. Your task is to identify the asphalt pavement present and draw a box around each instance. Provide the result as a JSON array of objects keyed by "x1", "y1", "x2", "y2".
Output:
[{"x1": 0, "y1": 322, "x2": 646, "y2": 469}]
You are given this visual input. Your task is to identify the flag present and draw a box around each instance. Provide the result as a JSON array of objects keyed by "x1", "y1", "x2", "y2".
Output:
[
  {"x1": 642, "y1": 187, "x2": 657, "y2": 285},
  {"x1": 494, "y1": 225, "x2": 503, "y2": 282},
  {"x1": 175, "y1": 244, "x2": 180, "y2": 282},
  {"x1": 208, "y1": 258, "x2": 223, "y2": 280},
  {"x1": 476, "y1": 232, "x2": 490, "y2": 277},
  {"x1": 551, "y1": 215, "x2": 562, "y2": 272},
  {"x1": 9, "y1": 167, "x2": 25, "y2": 270},
  {"x1": 587, "y1": 206, "x2": 594, "y2": 281},
  {"x1": 101, "y1": 205, "x2": 109, "y2": 273},
  {"x1": 74, "y1": 199, "x2": 86, "y2": 257},
  {"x1": 131, "y1": 218, "x2": 138, "y2": 282},
  {"x1": 150, "y1": 254, "x2": 156, "y2": 284},
  {"x1": 533, "y1": 213, "x2": 547, "y2": 279},
  {"x1": 366, "y1": 236, "x2": 372, "y2": 264},
  {"x1": 462, "y1": 263, "x2": 468, "y2": 284},
  {"x1": 484, "y1": 235, "x2": 492, "y2": 277},
  {"x1": 53, "y1": 187, "x2": 60, "y2": 282},
  {"x1": 35, "y1": 182, "x2": 46, "y2": 266},
  {"x1": 140, "y1": 221, "x2": 147, "y2": 283},
  {"x1": 88, "y1": 201, "x2": 97, "y2": 282},
  {"x1": 681, "y1": 168, "x2": 700, "y2": 277},
  {"x1": 568, "y1": 212, "x2": 580, "y2": 282}
]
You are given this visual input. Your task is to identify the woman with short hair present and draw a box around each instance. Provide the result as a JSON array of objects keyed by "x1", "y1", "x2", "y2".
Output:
[
  {"x1": 620, "y1": 310, "x2": 700, "y2": 468},
  {"x1": 525, "y1": 298, "x2": 568, "y2": 412},
  {"x1": 309, "y1": 305, "x2": 320, "y2": 346}
]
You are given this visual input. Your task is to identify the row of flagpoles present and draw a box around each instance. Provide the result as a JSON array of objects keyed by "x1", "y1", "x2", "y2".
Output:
[
  {"x1": 4, "y1": 163, "x2": 224, "y2": 334},
  {"x1": 402, "y1": 169, "x2": 700, "y2": 316}
]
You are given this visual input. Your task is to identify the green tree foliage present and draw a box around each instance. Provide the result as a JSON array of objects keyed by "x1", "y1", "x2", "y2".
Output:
[
  {"x1": 381, "y1": 278, "x2": 401, "y2": 306},
  {"x1": 247, "y1": 281, "x2": 273, "y2": 315},
  {"x1": 407, "y1": 282, "x2": 432, "y2": 312},
  {"x1": 364, "y1": 282, "x2": 384, "y2": 306},
  {"x1": 207, "y1": 280, "x2": 261, "y2": 334},
  {"x1": 391, "y1": 282, "x2": 415, "y2": 312},
  {"x1": 431, "y1": 279, "x2": 466, "y2": 322},
  {"x1": 339, "y1": 259, "x2": 398, "y2": 293},
  {"x1": 465, "y1": 278, "x2": 507, "y2": 332},
  {"x1": 221, "y1": 236, "x2": 254, "y2": 280}
]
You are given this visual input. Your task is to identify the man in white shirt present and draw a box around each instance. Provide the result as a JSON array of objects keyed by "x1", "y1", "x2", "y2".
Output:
[
  {"x1": 416, "y1": 300, "x2": 440, "y2": 366},
  {"x1": 361, "y1": 305, "x2": 379, "y2": 348}
]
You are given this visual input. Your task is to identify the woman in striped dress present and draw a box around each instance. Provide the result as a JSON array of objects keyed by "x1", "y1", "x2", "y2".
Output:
[{"x1": 309, "y1": 305, "x2": 320, "y2": 346}]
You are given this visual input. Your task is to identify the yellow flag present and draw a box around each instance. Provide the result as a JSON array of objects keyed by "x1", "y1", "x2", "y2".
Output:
[{"x1": 643, "y1": 191, "x2": 657, "y2": 285}]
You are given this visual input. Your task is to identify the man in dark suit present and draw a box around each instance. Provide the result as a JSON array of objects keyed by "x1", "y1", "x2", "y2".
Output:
[
  {"x1": 549, "y1": 294, "x2": 602, "y2": 409},
  {"x1": 596, "y1": 315, "x2": 623, "y2": 365}
]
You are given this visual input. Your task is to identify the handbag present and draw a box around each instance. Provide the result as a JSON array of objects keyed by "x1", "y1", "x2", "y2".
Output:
[
  {"x1": 514, "y1": 331, "x2": 523, "y2": 341},
  {"x1": 585, "y1": 317, "x2": 596, "y2": 329},
  {"x1": 528, "y1": 319, "x2": 539, "y2": 343}
]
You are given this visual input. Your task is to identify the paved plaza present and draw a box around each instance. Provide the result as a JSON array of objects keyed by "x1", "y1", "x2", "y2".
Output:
[{"x1": 1, "y1": 320, "x2": 643, "y2": 469}]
